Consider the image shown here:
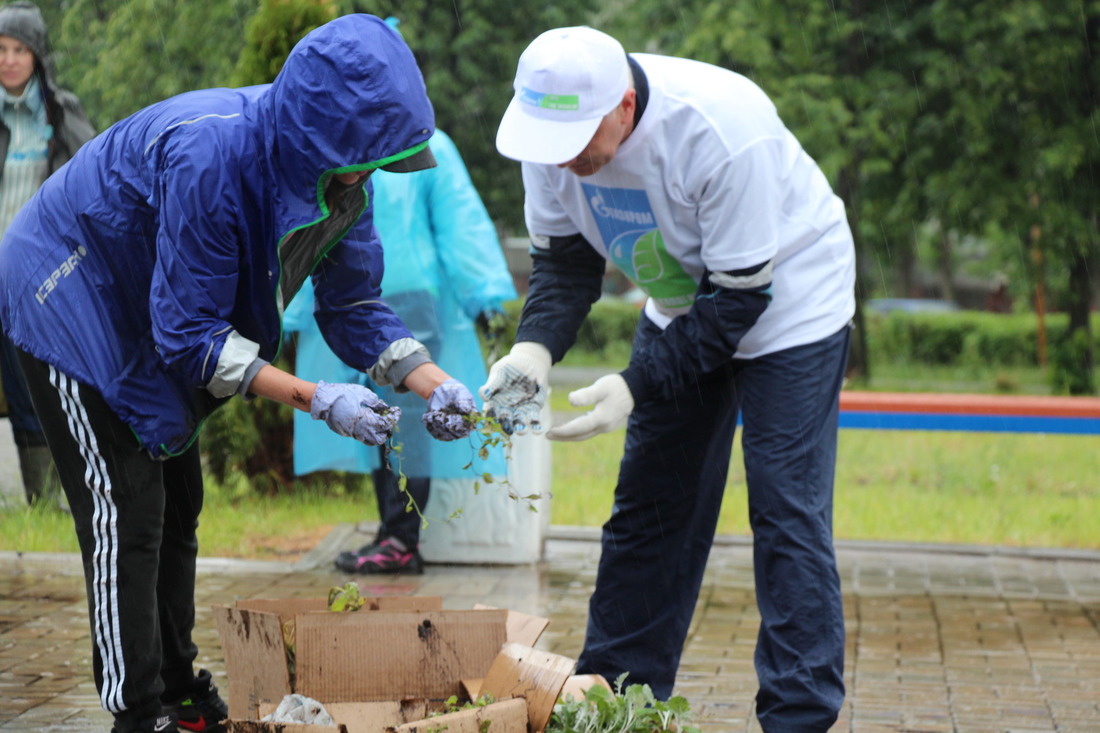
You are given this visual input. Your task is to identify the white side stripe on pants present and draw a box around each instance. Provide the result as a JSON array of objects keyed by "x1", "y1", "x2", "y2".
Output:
[{"x1": 49, "y1": 366, "x2": 128, "y2": 713}]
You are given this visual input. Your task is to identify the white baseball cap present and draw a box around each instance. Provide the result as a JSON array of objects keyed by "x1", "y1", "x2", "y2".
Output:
[{"x1": 496, "y1": 26, "x2": 631, "y2": 165}]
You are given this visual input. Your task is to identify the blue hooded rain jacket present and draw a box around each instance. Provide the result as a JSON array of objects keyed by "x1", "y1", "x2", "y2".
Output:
[{"x1": 0, "y1": 15, "x2": 434, "y2": 457}]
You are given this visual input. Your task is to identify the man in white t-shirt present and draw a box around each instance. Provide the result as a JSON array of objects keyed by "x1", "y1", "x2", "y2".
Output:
[{"x1": 480, "y1": 26, "x2": 855, "y2": 732}]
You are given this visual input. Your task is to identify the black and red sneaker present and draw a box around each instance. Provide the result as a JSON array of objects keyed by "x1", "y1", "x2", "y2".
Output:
[
  {"x1": 110, "y1": 709, "x2": 179, "y2": 733},
  {"x1": 164, "y1": 669, "x2": 228, "y2": 733}
]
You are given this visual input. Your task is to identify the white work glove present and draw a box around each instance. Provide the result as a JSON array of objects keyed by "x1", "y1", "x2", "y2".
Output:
[
  {"x1": 546, "y1": 374, "x2": 634, "y2": 442},
  {"x1": 478, "y1": 341, "x2": 551, "y2": 434},
  {"x1": 310, "y1": 381, "x2": 400, "y2": 446},
  {"x1": 262, "y1": 694, "x2": 335, "y2": 725}
]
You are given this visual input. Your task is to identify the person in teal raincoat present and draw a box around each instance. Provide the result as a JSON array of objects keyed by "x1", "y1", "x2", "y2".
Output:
[{"x1": 284, "y1": 128, "x2": 517, "y2": 574}]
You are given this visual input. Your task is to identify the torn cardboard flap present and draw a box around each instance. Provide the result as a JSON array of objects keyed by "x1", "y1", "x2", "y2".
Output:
[
  {"x1": 214, "y1": 595, "x2": 459, "y2": 718},
  {"x1": 480, "y1": 642, "x2": 576, "y2": 732},
  {"x1": 473, "y1": 603, "x2": 551, "y2": 648},
  {"x1": 215, "y1": 604, "x2": 293, "y2": 719},
  {"x1": 559, "y1": 673, "x2": 613, "y2": 702},
  {"x1": 390, "y1": 697, "x2": 528, "y2": 733}
]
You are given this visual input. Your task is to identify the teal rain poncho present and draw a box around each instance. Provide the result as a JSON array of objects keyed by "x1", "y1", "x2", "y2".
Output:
[{"x1": 284, "y1": 130, "x2": 517, "y2": 479}]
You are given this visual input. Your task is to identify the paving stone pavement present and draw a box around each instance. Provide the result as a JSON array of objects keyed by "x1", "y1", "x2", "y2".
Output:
[{"x1": 0, "y1": 523, "x2": 1098, "y2": 733}]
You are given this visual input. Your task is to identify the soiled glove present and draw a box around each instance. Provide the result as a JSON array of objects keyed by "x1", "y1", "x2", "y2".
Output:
[
  {"x1": 310, "y1": 381, "x2": 400, "y2": 446},
  {"x1": 546, "y1": 373, "x2": 634, "y2": 442},
  {"x1": 422, "y1": 378, "x2": 477, "y2": 441},
  {"x1": 478, "y1": 342, "x2": 552, "y2": 435}
]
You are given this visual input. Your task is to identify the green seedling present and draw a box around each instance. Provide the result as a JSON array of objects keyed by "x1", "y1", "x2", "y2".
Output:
[
  {"x1": 327, "y1": 581, "x2": 366, "y2": 612},
  {"x1": 546, "y1": 674, "x2": 701, "y2": 733}
]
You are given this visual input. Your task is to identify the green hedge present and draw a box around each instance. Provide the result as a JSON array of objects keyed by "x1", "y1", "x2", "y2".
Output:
[
  {"x1": 499, "y1": 298, "x2": 642, "y2": 362},
  {"x1": 506, "y1": 300, "x2": 1097, "y2": 372},
  {"x1": 865, "y1": 310, "x2": 1099, "y2": 368}
]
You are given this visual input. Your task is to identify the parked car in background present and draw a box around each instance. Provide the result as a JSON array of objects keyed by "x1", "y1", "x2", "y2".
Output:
[{"x1": 866, "y1": 298, "x2": 961, "y2": 314}]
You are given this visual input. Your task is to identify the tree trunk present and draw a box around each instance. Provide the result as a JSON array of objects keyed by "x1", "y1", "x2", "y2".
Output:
[
  {"x1": 837, "y1": 164, "x2": 869, "y2": 381},
  {"x1": 839, "y1": 0, "x2": 869, "y2": 382},
  {"x1": 1065, "y1": 243, "x2": 1095, "y2": 394},
  {"x1": 936, "y1": 228, "x2": 956, "y2": 303}
]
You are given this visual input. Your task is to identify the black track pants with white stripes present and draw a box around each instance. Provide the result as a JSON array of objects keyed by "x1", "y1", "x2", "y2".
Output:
[{"x1": 17, "y1": 349, "x2": 203, "y2": 726}]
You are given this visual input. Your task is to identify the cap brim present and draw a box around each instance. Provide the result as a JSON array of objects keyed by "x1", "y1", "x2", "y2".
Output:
[
  {"x1": 496, "y1": 96, "x2": 602, "y2": 165},
  {"x1": 380, "y1": 145, "x2": 437, "y2": 173}
]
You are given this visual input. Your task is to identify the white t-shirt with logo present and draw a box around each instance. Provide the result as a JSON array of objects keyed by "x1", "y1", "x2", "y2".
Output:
[{"x1": 521, "y1": 53, "x2": 856, "y2": 359}]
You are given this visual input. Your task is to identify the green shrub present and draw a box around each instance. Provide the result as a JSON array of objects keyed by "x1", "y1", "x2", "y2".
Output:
[
  {"x1": 963, "y1": 314, "x2": 1039, "y2": 366},
  {"x1": 865, "y1": 311, "x2": 1098, "y2": 371},
  {"x1": 907, "y1": 314, "x2": 970, "y2": 364},
  {"x1": 200, "y1": 354, "x2": 298, "y2": 495},
  {"x1": 500, "y1": 298, "x2": 640, "y2": 360},
  {"x1": 199, "y1": 349, "x2": 366, "y2": 496},
  {"x1": 575, "y1": 300, "x2": 641, "y2": 356},
  {"x1": 1050, "y1": 327, "x2": 1096, "y2": 395}
]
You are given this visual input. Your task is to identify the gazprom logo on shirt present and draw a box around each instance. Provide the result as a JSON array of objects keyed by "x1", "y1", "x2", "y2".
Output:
[
  {"x1": 582, "y1": 184, "x2": 656, "y2": 247},
  {"x1": 519, "y1": 87, "x2": 580, "y2": 111},
  {"x1": 582, "y1": 183, "x2": 697, "y2": 308},
  {"x1": 589, "y1": 192, "x2": 655, "y2": 227}
]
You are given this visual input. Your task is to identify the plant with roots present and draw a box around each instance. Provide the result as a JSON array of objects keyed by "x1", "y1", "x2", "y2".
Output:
[{"x1": 386, "y1": 410, "x2": 544, "y2": 530}]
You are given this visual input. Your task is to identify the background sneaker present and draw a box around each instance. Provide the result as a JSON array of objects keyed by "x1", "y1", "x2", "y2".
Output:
[
  {"x1": 334, "y1": 538, "x2": 384, "y2": 570},
  {"x1": 334, "y1": 537, "x2": 423, "y2": 575}
]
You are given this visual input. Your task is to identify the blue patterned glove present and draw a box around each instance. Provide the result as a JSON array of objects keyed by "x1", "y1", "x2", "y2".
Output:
[
  {"x1": 422, "y1": 379, "x2": 477, "y2": 441},
  {"x1": 310, "y1": 381, "x2": 400, "y2": 446}
]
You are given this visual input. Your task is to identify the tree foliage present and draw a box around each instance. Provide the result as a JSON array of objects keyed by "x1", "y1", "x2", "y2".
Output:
[
  {"x1": 333, "y1": 0, "x2": 599, "y2": 232},
  {"x1": 54, "y1": 0, "x2": 254, "y2": 130},
  {"x1": 41, "y1": 0, "x2": 1098, "y2": 395},
  {"x1": 613, "y1": 0, "x2": 1097, "y2": 392},
  {"x1": 230, "y1": 0, "x2": 336, "y2": 86}
]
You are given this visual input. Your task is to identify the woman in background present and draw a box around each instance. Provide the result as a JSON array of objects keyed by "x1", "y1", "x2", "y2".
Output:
[{"x1": 0, "y1": 0, "x2": 94, "y2": 506}]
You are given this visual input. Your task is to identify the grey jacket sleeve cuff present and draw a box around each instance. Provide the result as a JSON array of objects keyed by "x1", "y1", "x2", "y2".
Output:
[
  {"x1": 368, "y1": 337, "x2": 432, "y2": 392},
  {"x1": 237, "y1": 357, "x2": 270, "y2": 399},
  {"x1": 208, "y1": 330, "x2": 261, "y2": 398}
]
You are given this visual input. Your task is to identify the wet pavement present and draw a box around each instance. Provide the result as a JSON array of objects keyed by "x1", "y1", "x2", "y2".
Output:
[
  {"x1": 1, "y1": 520, "x2": 1098, "y2": 733},
  {"x1": 4, "y1": 398, "x2": 1100, "y2": 733}
]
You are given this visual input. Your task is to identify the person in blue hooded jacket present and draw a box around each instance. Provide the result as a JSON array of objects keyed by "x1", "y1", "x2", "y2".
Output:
[
  {"x1": 284, "y1": 128, "x2": 517, "y2": 575},
  {"x1": 0, "y1": 15, "x2": 478, "y2": 733}
]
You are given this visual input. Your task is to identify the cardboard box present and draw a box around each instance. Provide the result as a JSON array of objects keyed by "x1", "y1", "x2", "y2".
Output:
[{"x1": 215, "y1": 595, "x2": 570, "y2": 733}]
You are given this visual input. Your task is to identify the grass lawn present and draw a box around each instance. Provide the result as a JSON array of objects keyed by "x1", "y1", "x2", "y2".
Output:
[
  {"x1": 1, "y1": 360, "x2": 1096, "y2": 559},
  {"x1": 542, "y1": 426, "x2": 1099, "y2": 550},
  {"x1": 542, "y1": 373, "x2": 1100, "y2": 549}
]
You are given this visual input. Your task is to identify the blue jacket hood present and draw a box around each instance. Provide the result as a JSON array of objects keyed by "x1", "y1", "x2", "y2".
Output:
[{"x1": 265, "y1": 14, "x2": 434, "y2": 235}]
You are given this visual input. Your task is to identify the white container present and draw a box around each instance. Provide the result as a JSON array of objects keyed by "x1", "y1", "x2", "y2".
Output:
[{"x1": 420, "y1": 404, "x2": 552, "y2": 564}]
